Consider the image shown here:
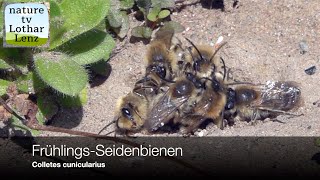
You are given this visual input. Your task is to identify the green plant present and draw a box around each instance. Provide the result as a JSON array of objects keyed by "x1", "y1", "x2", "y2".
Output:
[
  {"x1": 0, "y1": 0, "x2": 186, "y2": 136},
  {"x1": 0, "y1": 0, "x2": 115, "y2": 134},
  {"x1": 107, "y1": 0, "x2": 184, "y2": 39}
]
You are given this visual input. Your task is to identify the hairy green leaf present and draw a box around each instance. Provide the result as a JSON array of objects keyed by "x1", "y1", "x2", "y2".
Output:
[
  {"x1": 32, "y1": 72, "x2": 48, "y2": 93},
  {"x1": 57, "y1": 30, "x2": 115, "y2": 65},
  {"x1": 0, "y1": 39, "x2": 27, "y2": 70},
  {"x1": 36, "y1": 94, "x2": 59, "y2": 125},
  {"x1": 107, "y1": 9, "x2": 123, "y2": 28},
  {"x1": 151, "y1": 0, "x2": 174, "y2": 8},
  {"x1": 0, "y1": 3, "x2": 3, "y2": 36},
  {"x1": 147, "y1": 12, "x2": 157, "y2": 22},
  {"x1": 131, "y1": 26, "x2": 152, "y2": 38},
  {"x1": 50, "y1": 0, "x2": 110, "y2": 50},
  {"x1": 158, "y1": 9, "x2": 170, "y2": 19},
  {"x1": 136, "y1": 0, "x2": 152, "y2": 14},
  {"x1": 34, "y1": 52, "x2": 88, "y2": 96},
  {"x1": 58, "y1": 87, "x2": 88, "y2": 107},
  {"x1": 0, "y1": 59, "x2": 11, "y2": 69},
  {"x1": 10, "y1": 116, "x2": 40, "y2": 136},
  {"x1": 16, "y1": 72, "x2": 33, "y2": 93},
  {"x1": 0, "y1": 79, "x2": 10, "y2": 96},
  {"x1": 115, "y1": 11, "x2": 130, "y2": 38},
  {"x1": 147, "y1": 6, "x2": 161, "y2": 21},
  {"x1": 120, "y1": 0, "x2": 135, "y2": 10},
  {"x1": 95, "y1": 19, "x2": 109, "y2": 32}
]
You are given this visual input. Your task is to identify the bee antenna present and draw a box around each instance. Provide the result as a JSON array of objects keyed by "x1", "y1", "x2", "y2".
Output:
[
  {"x1": 185, "y1": 38, "x2": 204, "y2": 62},
  {"x1": 98, "y1": 119, "x2": 117, "y2": 135},
  {"x1": 220, "y1": 57, "x2": 226, "y2": 81},
  {"x1": 104, "y1": 130, "x2": 116, "y2": 136},
  {"x1": 209, "y1": 41, "x2": 227, "y2": 63}
]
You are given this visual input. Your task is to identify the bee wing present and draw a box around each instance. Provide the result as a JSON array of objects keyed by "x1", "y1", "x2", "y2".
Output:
[
  {"x1": 252, "y1": 81, "x2": 301, "y2": 111},
  {"x1": 145, "y1": 90, "x2": 189, "y2": 132}
]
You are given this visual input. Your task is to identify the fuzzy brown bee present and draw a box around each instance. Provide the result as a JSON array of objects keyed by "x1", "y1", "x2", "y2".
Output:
[
  {"x1": 113, "y1": 92, "x2": 148, "y2": 133},
  {"x1": 224, "y1": 81, "x2": 302, "y2": 124},
  {"x1": 107, "y1": 30, "x2": 303, "y2": 136}
]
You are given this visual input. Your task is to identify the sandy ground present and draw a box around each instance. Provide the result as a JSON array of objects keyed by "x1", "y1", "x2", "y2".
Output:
[{"x1": 38, "y1": 0, "x2": 320, "y2": 137}]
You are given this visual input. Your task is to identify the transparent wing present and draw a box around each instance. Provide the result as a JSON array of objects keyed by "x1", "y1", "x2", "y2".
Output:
[
  {"x1": 145, "y1": 90, "x2": 189, "y2": 132},
  {"x1": 253, "y1": 81, "x2": 301, "y2": 111}
]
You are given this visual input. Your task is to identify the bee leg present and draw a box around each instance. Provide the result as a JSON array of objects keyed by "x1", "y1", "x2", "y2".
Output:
[
  {"x1": 249, "y1": 108, "x2": 259, "y2": 126},
  {"x1": 214, "y1": 115, "x2": 225, "y2": 130},
  {"x1": 179, "y1": 115, "x2": 207, "y2": 135},
  {"x1": 256, "y1": 107, "x2": 304, "y2": 117}
]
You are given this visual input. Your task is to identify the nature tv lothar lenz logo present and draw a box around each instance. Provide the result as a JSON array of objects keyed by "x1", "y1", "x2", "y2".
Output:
[{"x1": 3, "y1": 2, "x2": 50, "y2": 47}]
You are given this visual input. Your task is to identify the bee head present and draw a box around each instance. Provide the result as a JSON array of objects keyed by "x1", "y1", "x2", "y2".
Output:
[
  {"x1": 115, "y1": 94, "x2": 146, "y2": 132},
  {"x1": 147, "y1": 64, "x2": 167, "y2": 80}
]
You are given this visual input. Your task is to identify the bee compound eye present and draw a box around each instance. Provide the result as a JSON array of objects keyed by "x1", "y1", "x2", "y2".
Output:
[
  {"x1": 158, "y1": 66, "x2": 166, "y2": 79},
  {"x1": 193, "y1": 61, "x2": 201, "y2": 71},
  {"x1": 121, "y1": 108, "x2": 132, "y2": 118},
  {"x1": 212, "y1": 78, "x2": 221, "y2": 91},
  {"x1": 225, "y1": 101, "x2": 235, "y2": 110}
]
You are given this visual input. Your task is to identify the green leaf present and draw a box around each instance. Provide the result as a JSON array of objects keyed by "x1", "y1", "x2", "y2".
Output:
[
  {"x1": 147, "y1": 12, "x2": 157, "y2": 22},
  {"x1": 32, "y1": 72, "x2": 48, "y2": 93},
  {"x1": 147, "y1": 6, "x2": 161, "y2": 21},
  {"x1": 50, "y1": 0, "x2": 61, "y2": 17},
  {"x1": 0, "y1": 59, "x2": 11, "y2": 69},
  {"x1": 57, "y1": 30, "x2": 115, "y2": 65},
  {"x1": 16, "y1": 72, "x2": 33, "y2": 94},
  {"x1": 58, "y1": 86, "x2": 88, "y2": 108},
  {"x1": 151, "y1": 0, "x2": 175, "y2": 8},
  {"x1": 0, "y1": 3, "x2": 3, "y2": 36},
  {"x1": 0, "y1": 79, "x2": 10, "y2": 96},
  {"x1": 115, "y1": 11, "x2": 130, "y2": 38},
  {"x1": 158, "y1": 9, "x2": 170, "y2": 19},
  {"x1": 163, "y1": 21, "x2": 185, "y2": 33},
  {"x1": 10, "y1": 116, "x2": 40, "y2": 136},
  {"x1": 0, "y1": 39, "x2": 27, "y2": 70},
  {"x1": 34, "y1": 52, "x2": 88, "y2": 96},
  {"x1": 142, "y1": 27, "x2": 152, "y2": 38},
  {"x1": 120, "y1": 0, "x2": 135, "y2": 10},
  {"x1": 36, "y1": 94, "x2": 59, "y2": 125},
  {"x1": 107, "y1": 9, "x2": 123, "y2": 28},
  {"x1": 131, "y1": 26, "x2": 152, "y2": 39},
  {"x1": 50, "y1": 0, "x2": 110, "y2": 50},
  {"x1": 136, "y1": 0, "x2": 152, "y2": 14},
  {"x1": 95, "y1": 19, "x2": 109, "y2": 32},
  {"x1": 315, "y1": 138, "x2": 320, "y2": 147}
]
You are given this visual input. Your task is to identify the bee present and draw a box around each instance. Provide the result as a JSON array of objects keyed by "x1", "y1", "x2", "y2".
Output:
[
  {"x1": 178, "y1": 78, "x2": 227, "y2": 134},
  {"x1": 144, "y1": 27, "x2": 181, "y2": 85},
  {"x1": 99, "y1": 27, "x2": 183, "y2": 135},
  {"x1": 111, "y1": 92, "x2": 148, "y2": 134},
  {"x1": 184, "y1": 36, "x2": 227, "y2": 81},
  {"x1": 224, "y1": 81, "x2": 302, "y2": 124},
  {"x1": 142, "y1": 37, "x2": 229, "y2": 134},
  {"x1": 144, "y1": 69, "x2": 228, "y2": 134},
  {"x1": 134, "y1": 27, "x2": 182, "y2": 99},
  {"x1": 143, "y1": 76, "x2": 194, "y2": 132}
]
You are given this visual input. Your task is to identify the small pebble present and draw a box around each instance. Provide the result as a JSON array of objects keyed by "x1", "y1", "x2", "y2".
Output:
[
  {"x1": 305, "y1": 66, "x2": 316, "y2": 75},
  {"x1": 299, "y1": 41, "x2": 308, "y2": 54}
]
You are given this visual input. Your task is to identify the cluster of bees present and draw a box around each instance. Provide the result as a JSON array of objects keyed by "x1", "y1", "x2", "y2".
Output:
[{"x1": 100, "y1": 27, "x2": 302, "y2": 136}]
